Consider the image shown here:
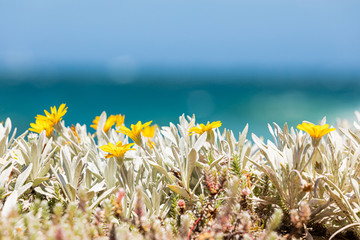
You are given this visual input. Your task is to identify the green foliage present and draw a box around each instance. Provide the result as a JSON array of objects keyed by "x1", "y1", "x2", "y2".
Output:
[
  {"x1": 230, "y1": 154, "x2": 242, "y2": 177},
  {"x1": 1, "y1": 112, "x2": 360, "y2": 239}
]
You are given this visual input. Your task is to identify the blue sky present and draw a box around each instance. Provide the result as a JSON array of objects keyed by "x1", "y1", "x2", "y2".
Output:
[
  {"x1": 0, "y1": 0, "x2": 360, "y2": 74},
  {"x1": 1, "y1": 1, "x2": 360, "y2": 136}
]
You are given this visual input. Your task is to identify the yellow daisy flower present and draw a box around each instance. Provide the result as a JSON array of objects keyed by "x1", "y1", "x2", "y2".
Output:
[
  {"x1": 91, "y1": 114, "x2": 125, "y2": 133},
  {"x1": 29, "y1": 118, "x2": 54, "y2": 137},
  {"x1": 115, "y1": 114, "x2": 125, "y2": 128},
  {"x1": 189, "y1": 121, "x2": 222, "y2": 135},
  {"x1": 117, "y1": 121, "x2": 152, "y2": 146},
  {"x1": 297, "y1": 122, "x2": 335, "y2": 146},
  {"x1": 100, "y1": 141, "x2": 135, "y2": 159},
  {"x1": 142, "y1": 125, "x2": 157, "y2": 149},
  {"x1": 29, "y1": 104, "x2": 67, "y2": 136},
  {"x1": 142, "y1": 125, "x2": 156, "y2": 138},
  {"x1": 42, "y1": 103, "x2": 67, "y2": 125},
  {"x1": 90, "y1": 116, "x2": 100, "y2": 130}
]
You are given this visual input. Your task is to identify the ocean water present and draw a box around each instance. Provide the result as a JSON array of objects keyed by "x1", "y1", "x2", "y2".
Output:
[{"x1": 1, "y1": 73, "x2": 360, "y2": 139}]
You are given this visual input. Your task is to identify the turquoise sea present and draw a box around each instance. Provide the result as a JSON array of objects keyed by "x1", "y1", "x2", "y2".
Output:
[{"x1": 1, "y1": 70, "x2": 360, "y2": 139}]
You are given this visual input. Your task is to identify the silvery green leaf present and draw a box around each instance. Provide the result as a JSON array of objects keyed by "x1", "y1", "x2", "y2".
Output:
[
  {"x1": 0, "y1": 162, "x2": 13, "y2": 187},
  {"x1": 209, "y1": 155, "x2": 225, "y2": 169},
  {"x1": 97, "y1": 111, "x2": 110, "y2": 145},
  {"x1": 0, "y1": 136, "x2": 6, "y2": 157},
  {"x1": 87, "y1": 162, "x2": 102, "y2": 179},
  {"x1": 159, "y1": 198, "x2": 172, "y2": 218},
  {"x1": 33, "y1": 177, "x2": 50, "y2": 187},
  {"x1": 17, "y1": 182, "x2": 32, "y2": 196},
  {"x1": 5, "y1": 118, "x2": 11, "y2": 132},
  {"x1": 34, "y1": 186, "x2": 55, "y2": 198},
  {"x1": 252, "y1": 133, "x2": 265, "y2": 149},
  {"x1": 226, "y1": 130, "x2": 234, "y2": 153},
  {"x1": 195, "y1": 161, "x2": 206, "y2": 168},
  {"x1": 220, "y1": 140, "x2": 231, "y2": 155},
  {"x1": 283, "y1": 122, "x2": 289, "y2": 137},
  {"x1": 61, "y1": 146, "x2": 72, "y2": 179},
  {"x1": 17, "y1": 130, "x2": 28, "y2": 141},
  {"x1": 348, "y1": 129, "x2": 360, "y2": 146},
  {"x1": 90, "y1": 186, "x2": 116, "y2": 209},
  {"x1": 72, "y1": 156, "x2": 84, "y2": 187},
  {"x1": 143, "y1": 192, "x2": 152, "y2": 213},
  {"x1": 350, "y1": 178, "x2": 360, "y2": 206},
  {"x1": 267, "y1": 123, "x2": 277, "y2": 146},
  {"x1": 128, "y1": 164, "x2": 134, "y2": 190},
  {"x1": 248, "y1": 158, "x2": 288, "y2": 204},
  {"x1": 66, "y1": 183, "x2": 77, "y2": 201},
  {"x1": 191, "y1": 177, "x2": 203, "y2": 195},
  {"x1": 135, "y1": 164, "x2": 144, "y2": 184},
  {"x1": 325, "y1": 184, "x2": 358, "y2": 223},
  {"x1": 147, "y1": 159, "x2": 173, "y2": 183},
  {"x1": 15, "y1": 163, "x2": 32, "y2": 190},
  {"x1": 89, "y1": 181, "x2": 106, "y2": 193},
  {"x1": 7, "y1": 128, "x2": 17, "y2": 146},
  {"x1": 52, "y1": 165, "x2": 70, "y2": 199},
  {"x1": 167, "y1": 184, "x2": 191, "y2": 200},
  {"x1": 10, "y1": 149, "x2": 24, "y2": 165},
  {"x1": 37, "y1": 159, "x2": 53, "y2": 180},
  {"x1": 152, "y1": 186, "x2": 160, "y2": 215},
  {"x1": 126, "y1": 192, "x2": 137, "y2": 218},
  {"x1": 177, "y1": 123, "x2": 187, "y2": 139},
  {"x1": 241, "y1": 145, "x2": 251, "y2": 169},
  {"x1": 171, "y1": 146, "x2": 181, "y2": 166},
  {"x1": 320, "y1": 117, "x2": 327, "y2": 125},
  {"x1": 85, "y1": 169, "x2": 93, "y2": 189},
  {"x1": 153, "y1": 147, "x2": 163, "y2": 165},
  {"x1": 186, "y1": 148, "x2": 197, "y2": 190},
  {"x1": 30, "y1": 141, "x2": 38, "y2": 170},
  {"x1": 104, "y1": 158, "x2": 117, "y2": 189},
  {"x1": 179, "y1": 137, "x2": 188, "y2": 155},
  {"x1": 355, "y1": 111, "x2": 360, "y2": 123},
  {"x1": 312, "y1": 148, "x2": 323, "y2": 166},
  {"x1": 40, "y1": 137, "x2": 54, "y2": 162},
  {"x1": 36, "y1": 131, "x2": 46, "y2": 156},
  {"x1": 2, "y1": 190, "x2": 18, "y2": 219},
  {"x1": 16, "y1": 139, "x2": 30, "y2": 164},
  {"x1": 170, "y1": 122, "x2": 180, "y2": 144},
  {"x1": 161, "y1": 127, "x2": 177, "y2": 146},
  {"x1": 187, "y1": 114, "x2": 195, "y2": 125},
  {"x1": 179, "y1": 114, "x2": 187, "y2": 127},
  {"x1": 193, "y1": 132, "x2": 207, "y2": 152}
]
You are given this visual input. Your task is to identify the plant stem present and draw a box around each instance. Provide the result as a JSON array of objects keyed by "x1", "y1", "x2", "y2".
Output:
[{"x1": 300, "y1": 147, "x2": 317, "y2": 173}]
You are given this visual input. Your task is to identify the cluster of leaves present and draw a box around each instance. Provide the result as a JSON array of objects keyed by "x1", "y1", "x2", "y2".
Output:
[{"x1": 2, "y1": 108, "x2": 360, "y2": 239}]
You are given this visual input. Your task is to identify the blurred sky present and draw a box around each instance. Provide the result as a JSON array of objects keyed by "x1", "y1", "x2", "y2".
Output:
[
  {"x1": 0, "y1": 0, "x2": 360, "y2": 76},
  {"x1": 1, "y1": 1, "x2": 360, "y2": 137}
]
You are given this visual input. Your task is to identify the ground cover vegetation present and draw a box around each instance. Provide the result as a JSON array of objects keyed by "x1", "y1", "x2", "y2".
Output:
[{"x1": 1, "y1": 104, "x2": 360, "y2": 239}]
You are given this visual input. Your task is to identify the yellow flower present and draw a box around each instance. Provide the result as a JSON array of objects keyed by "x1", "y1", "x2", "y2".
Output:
[
  {"x1": 42, "y1": 103, "x2": 67, "y2": 125},
  {"x1": 29, "y1": 118, "x2": 54, "y2": 137},
  {"x1": 115, "y1": 114, "x2": 125, "y2": 128},
  {"x1": 189, "y1": 121, "x2": 222, "y2": 135},
  {"x1": 117, "y1": 121, "x2": 152, "y2": 145},
  {"x1": 29, "y1": 104, "x2": 67, "y2": 136},
  {"x1": 90, "y1": 116, "x2": 100, "y2": 130},
  {"x1": 91, "y1": 114, "x2": 125, "y2": 132},
  {"x1": 100, "y1": 141, "x2": 135, "y2": 159},
  {"x1": 142, "y1": 125, "x2": 157, "y2": 149},
  {"x1": 71, "y1": 125, "x2": 81, "y2": 143},
  {"x1": 142, "y1": 126, "x2": 156, "y2": 138},
  {"x1": 297, "y1": 122, "x2": 335, "y2": 146}
]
